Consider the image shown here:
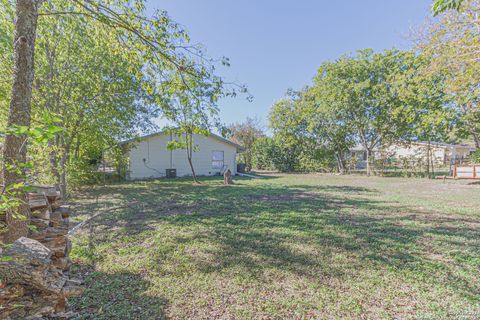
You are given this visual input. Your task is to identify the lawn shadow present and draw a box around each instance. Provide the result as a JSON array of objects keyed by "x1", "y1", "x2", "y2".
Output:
[
  {"x1": 69, "y1": 269, "x2": 168, "y2": 320},
  {"x1": 71, "y1": 177, "x2": 480, "y2": 303}
]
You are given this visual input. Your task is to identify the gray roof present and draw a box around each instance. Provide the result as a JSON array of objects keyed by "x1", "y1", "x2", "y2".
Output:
[
  {"x1": 350, "y1": 141, "x2": 476, "y2": 151},
  {"x1": 120, "y1": 130, "x2": 244, "y2": 152}
]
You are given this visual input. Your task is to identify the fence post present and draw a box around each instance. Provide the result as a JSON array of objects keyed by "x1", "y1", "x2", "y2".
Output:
[
  {"x1": 474, "y1": 165, "x2": 477, "y2": 179},
  {"x1": 453, "y1": 162, "x2": 457, "y2": 178}
]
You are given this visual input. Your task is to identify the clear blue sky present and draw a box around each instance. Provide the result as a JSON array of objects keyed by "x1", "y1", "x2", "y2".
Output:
[{"x1": 148, "y1": 0, "x2": 432, "y2": 130}]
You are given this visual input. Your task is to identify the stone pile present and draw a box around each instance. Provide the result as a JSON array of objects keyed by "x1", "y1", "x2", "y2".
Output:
[{"x1": 0, "y1": 186, "x2": 83, "y2": 319}]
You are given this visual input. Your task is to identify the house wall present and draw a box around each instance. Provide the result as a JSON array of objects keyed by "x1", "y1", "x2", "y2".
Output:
[
  {"x1": 386, "y1": 143, "x2": 446, "y2": 164},
  {"x1": 449, "y1": 146, "x2": 476, "y2": 161},
  {"x1": 127, "y1": 133, "x2": 237, "y2": 180}
]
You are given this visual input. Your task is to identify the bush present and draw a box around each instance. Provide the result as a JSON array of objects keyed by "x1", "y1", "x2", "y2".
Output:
[
  {"x1": 471, "y1": 150, "x2": 480, "y2": 163},
  {"x1": 251, "y1": 137, "x2": 336, "y2": 172}
]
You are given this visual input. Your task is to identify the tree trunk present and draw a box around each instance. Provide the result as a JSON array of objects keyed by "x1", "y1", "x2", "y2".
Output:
[
  {"x1": 336, "y1": 151, "x2": 345, "y2": 174},
  {"x1": 187, "y1": 154, "x2": 198, "y2": 183},
  {"x1": 185, "y1": 133, "x2": 198, "y2": 183},
  {"x1": 59, "y1": 146, "x2": 68, "y2": 200},
  {"x1": 366, "y1": 149, "x2": 372, "y2": 176},
  {"x1": 472, "y1": 132, "x2": 480, "y2": 149},
  {"x1": 430, "y1": 148, "x2": 435, "y2": 178},
  {"x1": 426, "y1": 141, "x2": 431, "y2": 177},
  {"x1": 48, "y1": 139, "x2": 61, "y2": 189},
  {"x1": 2, "y1": 0, "x2": 43, "y2": 243}
]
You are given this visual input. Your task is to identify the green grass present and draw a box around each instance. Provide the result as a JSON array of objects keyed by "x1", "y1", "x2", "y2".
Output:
[{"x1": 69, "y1": 174, "x2": 480, "y2": 319}]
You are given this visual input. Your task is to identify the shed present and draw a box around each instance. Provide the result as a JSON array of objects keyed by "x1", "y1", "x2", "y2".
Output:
[{"x1": 122, "y1": 131, "x2": 243, "y2": 180}]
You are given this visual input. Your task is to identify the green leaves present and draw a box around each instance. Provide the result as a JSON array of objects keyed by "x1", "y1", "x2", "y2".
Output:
[
  {"x1": 432, "y1": 0, "x2": 463, "y2": 16},
  {"x1": 4, "y1": 116, "x2": 63, "y2": 144},
  {"x1": 166, "y1": 139, "x2": 186, "y2": 151}
]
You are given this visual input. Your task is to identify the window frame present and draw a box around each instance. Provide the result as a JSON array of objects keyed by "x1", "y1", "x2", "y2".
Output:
[{"x1": 212, "y1": 150, "x2": 224, "y2": 170}]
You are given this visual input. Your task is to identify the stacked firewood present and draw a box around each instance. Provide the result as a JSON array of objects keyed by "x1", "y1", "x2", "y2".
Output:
[{"x1": 0, "y1": 186, "x2": 83, "y2": 319}]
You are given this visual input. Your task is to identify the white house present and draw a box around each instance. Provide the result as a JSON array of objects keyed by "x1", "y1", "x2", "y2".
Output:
[
  {"x1": 349, "y1": 141, "x2": 476, "y2": 169},
  {"x1": 122, "y1": 131, "x2": 243, "y2": 180},
  {"x1": 385, "y1": 141, "x2": 476, "y2": 165}
]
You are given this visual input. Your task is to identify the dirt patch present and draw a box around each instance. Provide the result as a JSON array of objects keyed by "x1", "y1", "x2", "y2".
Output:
[{"x1": 242, "y1": 191, "x2": 324, "y2": 202}]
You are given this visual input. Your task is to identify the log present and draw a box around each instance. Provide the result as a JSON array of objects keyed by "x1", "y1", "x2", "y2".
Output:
[
  {"x1": 42, "y1": 236, "x2": 68, "y2": 258},
  {"x1": 30, "y1": 218, "x2": 50, "y2": 229},
  {"x1": 45, "y1": 225, "x2": 68, "y2": 238},
  {"x1": 31, "y1": 207, "x2": 51, "y2": 220},
  {"x1": 28, "y1": 184, "x2": 59, "y2": 199},
  {"x1": 28, "y1": 194, "x2": 49, "y2": 211}
]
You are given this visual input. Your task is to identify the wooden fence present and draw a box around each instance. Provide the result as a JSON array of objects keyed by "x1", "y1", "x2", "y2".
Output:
[{"x1": 453, "y1": 163, "x2": 479, "y2": 179}]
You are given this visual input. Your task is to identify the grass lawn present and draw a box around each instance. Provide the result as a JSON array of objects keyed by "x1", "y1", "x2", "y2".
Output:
[{"x1": 68, "y1": 174, "x2": 480, "y2": 319}]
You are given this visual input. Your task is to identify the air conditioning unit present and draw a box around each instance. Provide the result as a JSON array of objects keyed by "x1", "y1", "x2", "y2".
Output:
[{"x1": 166, "y1": 169, "x2": 176, "y2": 178}]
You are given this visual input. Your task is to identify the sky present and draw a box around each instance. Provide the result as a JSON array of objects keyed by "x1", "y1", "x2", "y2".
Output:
[{"x1": 147, "y1": 0, "x2": 433, "y2": 131}]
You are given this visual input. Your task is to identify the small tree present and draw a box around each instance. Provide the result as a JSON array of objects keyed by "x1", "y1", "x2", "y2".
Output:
[{"x1": 163, "y1": 73, "x2": 229, "y2": 182}]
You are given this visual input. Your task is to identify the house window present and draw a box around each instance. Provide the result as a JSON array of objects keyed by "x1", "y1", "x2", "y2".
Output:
[{"x1": 212, "y1": 151, "x2": 224, "y2": 169}]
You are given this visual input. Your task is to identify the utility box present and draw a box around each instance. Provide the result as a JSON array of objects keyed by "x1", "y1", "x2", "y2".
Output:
[
  {"x1": 237, "y1": 163, "x2": 247, "y2": 173},
  {"x1": 166, "y1": 169, "x2": 176, "y2": 178}
]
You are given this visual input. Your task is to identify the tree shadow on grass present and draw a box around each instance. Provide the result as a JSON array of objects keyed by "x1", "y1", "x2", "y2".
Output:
[
  {"x1": 72, "y1": 179, "x2": 480, "y2": 305},
  {"x1": 69, "y1": 270, "x2": 168, "y2": 320}
]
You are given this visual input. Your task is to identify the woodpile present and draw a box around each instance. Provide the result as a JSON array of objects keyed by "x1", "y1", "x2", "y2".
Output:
[{"x1": 0, "y1": 186, "x2": 83, "y2": 319}]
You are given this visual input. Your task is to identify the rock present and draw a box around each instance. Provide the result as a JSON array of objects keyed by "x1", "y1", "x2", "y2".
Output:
[
  {"x1": 63, "y1": 283, "x2": 85, "y2": 298},
  {"x1": 0, "y1": 237, "x2": 66, "y2": 293},
  {"x1": 0, "y1": 284, "x2": 24, "y2": 301},
  {"x1": 52, "y1": 257, "x2": 72, "y2": 271}
]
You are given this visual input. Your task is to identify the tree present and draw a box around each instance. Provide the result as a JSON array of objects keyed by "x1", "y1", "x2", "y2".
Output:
[
  {"x1": 1, "y1": 0, "x2": 44, "y2": 243},
  {"x1": 228, "y1": 117, "x2": 264, "y2": 171},
  {"x1": 164, "y1": 73, "x2": 228, "y2": 182},
  {"x1": 29, "y1": 4, "x2": 160, "y2": 197},
  {"x1": 1, "y1": 0, "x2": 242, "y2": 241},
  {"x1": 269, "y1": 94, "x2": 307, "y2": 172},
  {"x1": 251, "y1": 137, "x2": 277, "y2": 170},
  {"x1": 311, "y1": 50, "x2": 415, "y2": 176},
  {"x1": 393, "y1": 53, "x2": 453, "y2": 176},
  {"x1": 417, "y1": 0, "x2": 480, "y2": 147},
  {"x1": 268, "y1": 91, "x2": 338, "y2": 173},
  {"x1": 307, "y1": 69, "x2": 357, "y2": 173}
]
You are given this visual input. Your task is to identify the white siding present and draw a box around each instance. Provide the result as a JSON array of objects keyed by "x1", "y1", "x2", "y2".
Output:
[
  {"x1": 127, "y1": 133, "x2": 238, "y2": 180},
  {"x1": 386, "y1": 143, "x2": 446, "y2": 164}
]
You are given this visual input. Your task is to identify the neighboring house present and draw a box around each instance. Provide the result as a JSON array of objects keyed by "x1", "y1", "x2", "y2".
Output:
[
  {"x1": 121, "y1": 131, "x2": 243, "y2": 180},
  {"x1": 349, "y1": 141, "x2": 477, "y2": 169},
  {"x1": 386, "y1": 141, "x2": 476, "y2": 164},
  {"x1": 349, "y1": 145, "x2": 380, "y2": 170}
]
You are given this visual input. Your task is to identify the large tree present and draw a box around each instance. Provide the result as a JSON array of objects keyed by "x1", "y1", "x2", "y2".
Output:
[
  {"x1": 417, "y1": 0, "x2": 480, "y2": 147},
  {"x1": 311, "y1": 50, "x2": 415, "y2": 175},
  {"x1": 0, "y1": 0, "x2": 238, "y2": 241},
  {"x1": 2, "y1": 0, "x2": 43, "y2": 242}
]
